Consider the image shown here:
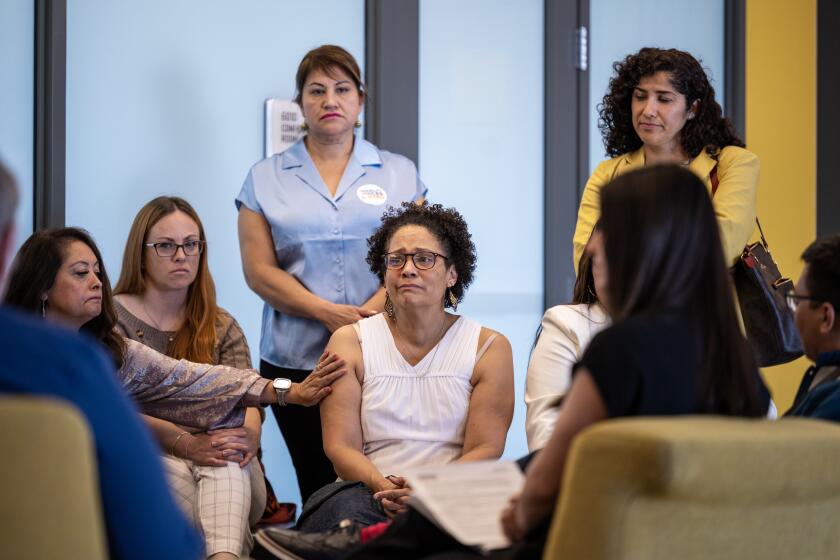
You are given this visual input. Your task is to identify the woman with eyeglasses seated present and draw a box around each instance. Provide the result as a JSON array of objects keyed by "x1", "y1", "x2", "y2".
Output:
[
  {"x1": 3, "y1": 226, "x2": 344, "y2": 560},
  {"x1": 293, "y1": 203, "x2": 514, "y2": 534},
  {"x1": 270, "y1": 166, "x2": 772, "y2": 560},
  {"x1": 112, "y1": 196, "x2": 303, "y2": 556}
]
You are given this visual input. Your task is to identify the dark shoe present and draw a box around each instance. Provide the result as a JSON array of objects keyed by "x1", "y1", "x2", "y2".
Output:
[{"x1": 255, "y1": 519, "x2": 361, "y2": 560}]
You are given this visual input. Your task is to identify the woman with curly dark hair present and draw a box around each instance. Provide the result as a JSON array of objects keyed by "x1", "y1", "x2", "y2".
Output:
[
  {"x1": 290, "y1": 202, "x2": 514, "y2": 534},
  {"x1": 573, "y1": 47, "x2": 759, "y2": 271}
]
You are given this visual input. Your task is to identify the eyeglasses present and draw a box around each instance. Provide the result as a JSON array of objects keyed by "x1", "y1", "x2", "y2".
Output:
[
  {"x1": 144, "y1": 240, "x2": 204, "y2": 257},
  {"x1": 785, "y1": 292, "x2": 824, "y2": 312},
  {"x1": 384, "y1": 251, "x2": 448, "y2": 270}
]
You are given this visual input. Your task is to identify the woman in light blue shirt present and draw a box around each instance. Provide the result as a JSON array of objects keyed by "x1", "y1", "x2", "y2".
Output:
[{"x1": 237, "y1": 45, "x2": 426, "y2": 503}]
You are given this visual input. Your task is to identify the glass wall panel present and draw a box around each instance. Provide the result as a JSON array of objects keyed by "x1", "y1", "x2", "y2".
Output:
[
  {"x1": 420, "y1": 0, "x2": 544, "y2": 459},
  {"x1": 0, "y1": 0, "x2": 34, "y2": 252}
]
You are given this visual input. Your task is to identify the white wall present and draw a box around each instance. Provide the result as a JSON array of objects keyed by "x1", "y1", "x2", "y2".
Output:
[
  {"x1": 589, "y1": 0, "x2": 725, "y2": 172},
  {"x1": 65, "y1": 0, "x2": 364, "y2": 508},
  {"x1": 419, "y1": 0, "x2": 544, "y2": 460}
]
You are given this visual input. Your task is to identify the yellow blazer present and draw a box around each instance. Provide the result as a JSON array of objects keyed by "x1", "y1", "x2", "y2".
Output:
[{"x1": 572, "y1": 146, "x2": 759, "y2": 272}]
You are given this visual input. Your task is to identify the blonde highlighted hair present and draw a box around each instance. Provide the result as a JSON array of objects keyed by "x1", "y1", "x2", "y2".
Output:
[{"x1": 114, "y1": 196, "x2": 218, "y2": 363}]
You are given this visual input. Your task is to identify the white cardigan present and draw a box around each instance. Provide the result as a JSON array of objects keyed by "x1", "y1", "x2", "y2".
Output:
[{"x1": 525, "y1": 303, "x2": 609, "y2": 451}]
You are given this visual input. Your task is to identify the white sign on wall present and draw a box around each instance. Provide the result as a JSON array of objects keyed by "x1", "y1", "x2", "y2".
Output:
[{"x1": 265, "y1": 99, "x2": 304, "y2": 157}]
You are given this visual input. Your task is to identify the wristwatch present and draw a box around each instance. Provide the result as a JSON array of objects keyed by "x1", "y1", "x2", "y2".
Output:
[{"x1": 272, "y1": 378, "x2": 293, "y2": 406}]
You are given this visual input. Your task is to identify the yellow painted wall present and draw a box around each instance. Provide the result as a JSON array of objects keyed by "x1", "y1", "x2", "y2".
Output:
[{"x1": 746, "y1": 0, "x2": 817, "y2": 411}]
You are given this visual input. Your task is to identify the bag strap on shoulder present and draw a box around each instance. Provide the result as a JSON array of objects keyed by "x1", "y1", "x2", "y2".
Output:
[{"x1": 709, "y1": 163, "x2": 768, "y2": 250}]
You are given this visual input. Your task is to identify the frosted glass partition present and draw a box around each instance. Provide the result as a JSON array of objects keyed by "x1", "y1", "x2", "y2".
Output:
[
  {"x1": 420, "y1": 0, "x2": 544, "y2": 460},
  {"x1": 66, "y1": 0, "x2": 364, "y2": 508},
  {"x1": 0, "y1": 0, "x2": 34, "y2": 252},
  {"x1": 589, "y1": 0, "x2": 725, "y2": 173}
]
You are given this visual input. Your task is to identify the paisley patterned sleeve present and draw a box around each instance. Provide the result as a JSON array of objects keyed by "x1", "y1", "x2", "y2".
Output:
[{"x1": 118, "y1": 338, "x2": 268, "y2": 430}]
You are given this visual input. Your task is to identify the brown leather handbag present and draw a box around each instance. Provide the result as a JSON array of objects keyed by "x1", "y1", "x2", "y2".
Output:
[{"x1": 712, "y1": 166, "x2": 803, "y2": 367}]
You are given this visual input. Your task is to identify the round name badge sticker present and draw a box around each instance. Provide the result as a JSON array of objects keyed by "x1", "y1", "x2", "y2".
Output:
[{"x1": 356, "y1": 184, "x2": 387, "y2": 205}]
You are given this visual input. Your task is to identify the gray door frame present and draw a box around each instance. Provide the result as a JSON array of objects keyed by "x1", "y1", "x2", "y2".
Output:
[
  {"x1": 364, "y1": 0, "x2": 420, "y2": 165},
  {"x1": 34, "y1": 0, "x2": 66, "y2": 229},
  {"x1": 544, "y1": 0, "x2": 590, "y2": 307},
  {"x1": 818, "y1": 0, "x2": 839, "y2": 236}
]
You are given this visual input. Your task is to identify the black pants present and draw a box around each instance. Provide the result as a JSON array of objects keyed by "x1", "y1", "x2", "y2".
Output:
[
  {"x1": 346, "y1": 452, "x2": 545, "y2": 560},
  {"x1": 260, "y1": 361, "x2": 337, "y2": 504},
  {"x1": 345, "y1": 508, "x2": 547, "y2": 560}
]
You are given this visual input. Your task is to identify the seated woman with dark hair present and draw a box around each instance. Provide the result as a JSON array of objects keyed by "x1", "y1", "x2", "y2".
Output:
[
  {"x1": 502, "y1": 165, "x2": 770, "y2": 550},
  {"x1": 3, "y1": 227, "x2": 345, "y2": 560},
  {"x1": 525, "y1": 245, "x2": 609, "y2": 452},
  {"x1": 293, "y1": 203, "x2": 515, "y2": 534}
]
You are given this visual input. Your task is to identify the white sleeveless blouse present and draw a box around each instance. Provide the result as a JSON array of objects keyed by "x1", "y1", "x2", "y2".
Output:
[{"x1": 356, "y1": 313, "x2": 482, "y2": 475}]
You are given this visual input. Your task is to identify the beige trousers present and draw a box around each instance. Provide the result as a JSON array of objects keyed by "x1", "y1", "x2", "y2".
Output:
[{"x1": 162, "y1": 456, "x2": 267, "y2": 558}]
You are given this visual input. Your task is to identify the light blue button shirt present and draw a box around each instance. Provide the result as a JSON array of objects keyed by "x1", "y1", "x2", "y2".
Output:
[{"x1": 236, "y1": 136, "x2": 427, "y2": 370}]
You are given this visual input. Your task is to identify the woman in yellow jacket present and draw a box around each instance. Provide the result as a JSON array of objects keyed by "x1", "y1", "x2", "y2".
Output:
[{"x1": 573, "y1": 47, "x2": 758, "y2": 272}]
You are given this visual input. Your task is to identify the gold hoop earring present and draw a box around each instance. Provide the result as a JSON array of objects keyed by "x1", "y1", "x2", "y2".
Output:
[
  {"x1": 446, "y1": 287, "x2": 459, "y2": 311},
  {"x1": 384, "y1": 292, "x2": 395, "y2": 319}
]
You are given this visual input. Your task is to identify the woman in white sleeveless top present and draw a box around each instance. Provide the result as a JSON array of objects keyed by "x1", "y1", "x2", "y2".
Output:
[{"x1": 296, "y1": 203, "x2": 515, "y2": 532}]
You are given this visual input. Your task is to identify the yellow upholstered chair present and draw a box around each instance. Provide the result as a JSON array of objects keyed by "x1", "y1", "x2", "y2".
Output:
[
  {"x1": 543, "y1": 416, "x2": 840, "y2": 560},
  {"x1": 0, "y1": 397, "x2": 109, "y2": 560}
]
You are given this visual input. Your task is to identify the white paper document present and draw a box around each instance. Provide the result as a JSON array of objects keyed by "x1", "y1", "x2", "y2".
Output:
[{"x1": 404, "y1": 460, "x2": 524, "y2": 552}]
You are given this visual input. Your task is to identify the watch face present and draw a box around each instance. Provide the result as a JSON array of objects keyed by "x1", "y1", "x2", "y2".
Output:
[{"x1": 273, "y1": 378, "x2": 292, "y2": 391}]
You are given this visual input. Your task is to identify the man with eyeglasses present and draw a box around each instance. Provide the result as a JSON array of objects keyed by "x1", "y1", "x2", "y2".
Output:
[{"x1": 784, "y1": 235, "x2": 840, "y2": 419}]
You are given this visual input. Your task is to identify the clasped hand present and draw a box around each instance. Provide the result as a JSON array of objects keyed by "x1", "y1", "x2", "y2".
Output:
[
  {"x1": 185, "y1": 427, "x2": 257, "y2": 468},
  {"x1": 373, "y1": 475, "x2": 412, "y2": 518}
]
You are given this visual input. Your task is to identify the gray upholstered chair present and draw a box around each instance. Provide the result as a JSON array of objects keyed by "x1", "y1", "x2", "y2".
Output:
[{"x1": 544, "y1": 416, "x2": 840, "y2": 560}]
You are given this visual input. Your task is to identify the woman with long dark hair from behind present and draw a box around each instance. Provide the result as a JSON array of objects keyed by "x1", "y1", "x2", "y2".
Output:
[
  {"x1": 285, "y1": 166, "x2": 771, "y2": 560},
  {"x1": 503, "y1": 164, "x2": 769, "y2": 548}
]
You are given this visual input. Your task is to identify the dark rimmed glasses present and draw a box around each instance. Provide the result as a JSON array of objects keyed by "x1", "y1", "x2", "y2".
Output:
[
  {"x1": 384, "y1": 251, "x2": 448, "y2": 270},
  {"x1": 785, "y1": 292, "x2": 824, "y2": 312},
  {"x1": 145, "y1": 240, "x2": 205, "y2": 257}
]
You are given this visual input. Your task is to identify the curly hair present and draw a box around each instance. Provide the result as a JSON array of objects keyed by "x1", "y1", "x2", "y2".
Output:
[
  {"x1": 366, "y1": 202, "x2": 476, "y2": 308},
  {"x1": 599, "y1": 47, "x2": 744, "y2": 158}
]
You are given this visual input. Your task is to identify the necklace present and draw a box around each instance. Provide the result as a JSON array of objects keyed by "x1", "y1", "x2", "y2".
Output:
[
  {"x1": 392, "y1": 315, "x2": 451, "y2": 376},
  {"x1": 141, "y1": 300, "x2": 176, "y2": 342}
]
